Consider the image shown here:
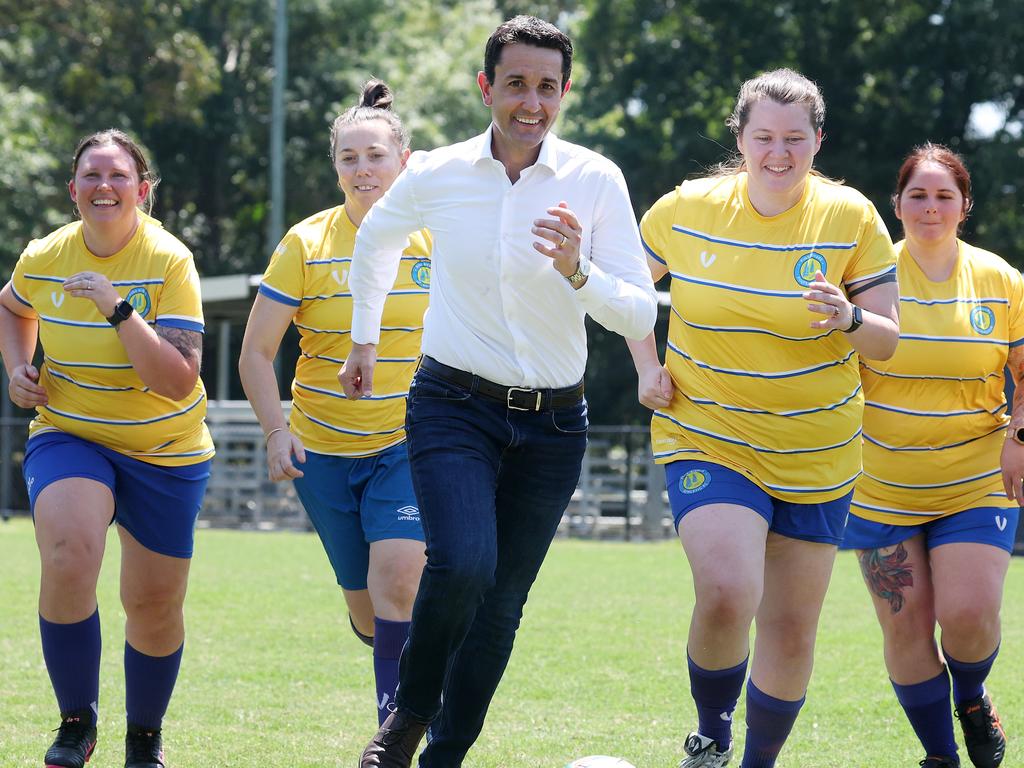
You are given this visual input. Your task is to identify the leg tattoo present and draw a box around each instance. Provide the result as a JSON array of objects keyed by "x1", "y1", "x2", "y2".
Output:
[{"x1": 858, "y1": 542, "x2": 914, "y2": 613}]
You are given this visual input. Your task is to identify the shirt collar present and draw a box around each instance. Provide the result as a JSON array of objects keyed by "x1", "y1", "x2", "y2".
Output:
[{"x1": 472, "y1": 124, "x2": 560, "y2": 174}]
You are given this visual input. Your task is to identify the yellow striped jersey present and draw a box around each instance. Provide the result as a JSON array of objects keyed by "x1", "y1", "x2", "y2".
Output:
[
  {"x1": 259, "y1": 204, "x2": 431, "y2": 456},
  {"x1": 10, "y1": 216, "x2": 213, "y2": 466},
  {"x1": 641, "y1": 173, "x2": 896, "y2": 503},
  {"x1": 853, "y1": 240, "x2": 1024, "y2": 524}
]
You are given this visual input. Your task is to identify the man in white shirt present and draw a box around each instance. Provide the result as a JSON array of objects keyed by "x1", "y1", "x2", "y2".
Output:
[{"x1": 342, "y1": 15, "x2": 657, "y2": 768}]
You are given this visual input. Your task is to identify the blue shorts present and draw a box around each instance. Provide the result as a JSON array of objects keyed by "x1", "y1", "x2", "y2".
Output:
[
  {"x1": 23, "y1": 431, "x2": 211, "y2": 558},
  {"x1": 665, "y1": 460, "x2": 851, "y2": 545},
  {"x1": 844, "y1": 506, "x2": 1020, "y2": 554},
  {"x1": 291, "y1": 442, "x2": 424, "y2": 591}
]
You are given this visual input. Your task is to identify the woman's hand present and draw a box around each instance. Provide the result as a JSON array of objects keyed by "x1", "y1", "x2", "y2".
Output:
[
  {"x1": 9, "y1": 363, "x2": 48, "y2": 408},
  {"x1": 266, "y1": 429, "x2": 306, "y2": 482},
  {"x1": 64, "y1": 271, "x2": 120, "y2": 318},
  {"x1": 803, "y1": 270, "x2": 853, "y2": 331},
  {"x1": 1000, "y1": 436, "x2": 1024, "y2": 501},
  {"x1": 638, "y1": 364, "x2": 675, "y2": 410}
]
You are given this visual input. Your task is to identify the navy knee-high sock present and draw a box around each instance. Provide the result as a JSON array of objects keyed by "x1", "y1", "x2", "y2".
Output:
[
  {"x1": 740, "y1": 680, "x2": 805, "y2": 768},
  {"x1": 892, "y1": 668, "x2": 958, "y2": 759},
  {"x1": 945, "y1": 645, "x2": 999, "y2": 706},
  {"x1": 125, "y1": 642, "x2": 183, "y2": 730},
  {"x1": 687, "y1": 654, "x2": 748, "y2": 749},
  {"x1": 39, "y1": 610, "x2": 101, "y2": 722},
  {"x1": 374, "y1": 618, "x2": 410, "y2": 725}
]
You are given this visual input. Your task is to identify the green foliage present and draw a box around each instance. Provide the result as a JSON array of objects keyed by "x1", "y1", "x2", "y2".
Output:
[
  {"x1": 2, "y1": 2, "x2": 1023, "y2": 420},
  {"x1": 566, "y1": 0, "x2": 1024, "y2": 264},
  {"x1": 1, "y1": 518, "x2": 1022, "y2": 766}
]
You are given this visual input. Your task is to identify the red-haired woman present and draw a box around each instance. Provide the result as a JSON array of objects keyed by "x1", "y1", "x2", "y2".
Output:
[{"x1": 846, "y1": 144, "x2": 1018, "y2": 768}]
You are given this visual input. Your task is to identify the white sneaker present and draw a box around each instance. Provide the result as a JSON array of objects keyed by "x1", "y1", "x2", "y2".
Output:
[{"x1": 678, "y1": 732, "x2": 733, "y2": 767}]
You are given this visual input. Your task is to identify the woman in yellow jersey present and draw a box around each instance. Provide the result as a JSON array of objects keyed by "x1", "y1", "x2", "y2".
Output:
[
  {"x1": 238, "y1": 80, "x2": 428, "y2": 727},
  {"x1": 845, "y1": 145, "x2": 1019, "y2": 768},
  {"x1": 628, "y1": 69, "x2": 900, "y2": 768},
  {"x1": 0, "y1": 130, "x2": 213, "y2": 768}
]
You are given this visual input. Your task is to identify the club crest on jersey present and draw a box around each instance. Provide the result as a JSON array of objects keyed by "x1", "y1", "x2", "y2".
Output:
[
  {"x1": 794, "y1": 252, "x2": 827, "y2": 287},
  {"x1": 411, "y1": 259, "x2": 431, "y2": 289},
  {"x1": 125, "y1": 286, "x2": 152, "y2": 318},
  {"x1": 679, "y1": 469, "x2": 711, "y2": 495},
  {"x1": 970, "y1": 306, "x2": 995, "y2": 335}
]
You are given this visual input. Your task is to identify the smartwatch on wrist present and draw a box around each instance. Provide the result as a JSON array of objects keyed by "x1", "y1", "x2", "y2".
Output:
[
  {"x1": 842, "y1": 304, "x2": 863, "y2": 333},
  {"x1": 106, "y1": 299, "x2": 134, "y2": 328}
]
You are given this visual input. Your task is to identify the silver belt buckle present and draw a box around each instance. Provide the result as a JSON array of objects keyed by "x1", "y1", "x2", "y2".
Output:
[{"x1": 507, "y1": 387, "x2": 542, "y2": 411}]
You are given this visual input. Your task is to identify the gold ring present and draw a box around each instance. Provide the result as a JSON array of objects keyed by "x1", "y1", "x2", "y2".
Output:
[{"x1": 558, "y1": 234, "x2": 568, "y2": 248}]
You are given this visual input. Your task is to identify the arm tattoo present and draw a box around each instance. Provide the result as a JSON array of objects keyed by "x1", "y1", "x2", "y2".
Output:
[
  {"x1": 857, "y1": 542, "x2": 913, "y2": 613},
  {"x1": 156, "y1": 326, "x2": 203, "y2": 367}
]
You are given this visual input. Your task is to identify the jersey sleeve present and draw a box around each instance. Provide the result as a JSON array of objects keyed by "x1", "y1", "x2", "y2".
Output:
[
  {"x1": 844, "y1": 200, "x2": 897, "y2": 286},
  {"x1": 9, "y1": 241, "x2": 41, "y2": 310},
  {"x1": 258, "y1": 231, "x2": 307, "y2": 308},
  {"x1": 155, "y1": 253, "x2": 205, "y2": 332},
  {"x1": 1008, "y1": 268, "x2": 1024, "y2": 348},
  {"x1": 639, "y1": 188, "x2": 679, "y2": 267}
]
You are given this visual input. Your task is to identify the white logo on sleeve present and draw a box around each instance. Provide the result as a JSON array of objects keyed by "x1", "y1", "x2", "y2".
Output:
[
  {"x1": 700, "y1": 251, "x2": 717, "y2": 268},
  {"x1": 331, "y1": 268, "x2": 349, "y2": 286},
  {"x1": 396, "y1": 505, "x2": 420, "y2": 521},
  {"x1": 995, "y1": 515, "x2": 1008, "y2": 532},
  {"x1": 51, "y1": 292, "x2": 65, "y2": 307}
]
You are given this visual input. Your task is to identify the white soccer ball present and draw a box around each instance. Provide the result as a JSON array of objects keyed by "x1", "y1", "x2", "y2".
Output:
[{"x1": 565, "y1": 757, "x2": 637, "y2": 768}]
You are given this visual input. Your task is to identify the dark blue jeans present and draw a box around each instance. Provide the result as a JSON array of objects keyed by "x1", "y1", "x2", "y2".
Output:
[{"x1": 395, "y1": 367, "x2": 588, "y2": 767}]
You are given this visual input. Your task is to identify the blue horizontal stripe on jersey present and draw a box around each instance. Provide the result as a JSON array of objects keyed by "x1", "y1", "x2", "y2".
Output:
[
  {"x1": 672, "y1": 308, "x2": 838, "y2": 342},
  {"x1": 652, "y1": 410, "x2": 862, "y2": 455},
  {"x1": 38, "y1": 315, "x2": 118, "y2": 329},
  {"x1": 861, "y1": 363, "x2": 1001, "y2": 383},
  {"x1": 671, "y1": 226, "x2": 857, "y2": 252},
  {"x1": 128, "y1": 446, "x2": 216, "y2": 459},
  {"x1": 670, "y1": 272, "x2": 805, "y2": 298},
  {"x1": 111, "y1": 278, "x2": 164, "y2": 286},
  {"x1": 899, "y1": 333, "x2": 1009, "y2": 345},
  {"x1": 291, "y1": 403, "x2": 405, "y2": 437},
  {"x1": 303, "y1": 255, "x2": 423, "y2": 265},
  {"x1": 294, "y1": 381, "x2": 408, "y2": 401},
  {"x1": 23, "y1": 274, "x2": 66, "y2": 284},
  {"x1": 1011, "y1": 337, "x2": 1024, "y2": 347},
  {"x1": 300, "y1": 289, "x2": 428, "y2": 301},
  {"x1": 864, "y1": 400, "x2": 1006, "y2": 417},
  {"x1": 684, "y1": 383, "x2": 861, "y2": 417},
  {"x1": 42, "y1": 394, "x2": 205, "y2": 426},
  {"x1": 763, "y1": 471, "x2": 861, "y2": 494},
  {"x1": 863, "y1": 467, "x2": 1001, "y2": 490},
  {"x1": 900, "y1": 296, "x2": 1010, "y2": 306},
  {"x1": 259, "y1": 283, "x2": 301, "y2": 306},
  {"x1": 863, "y1": 424, "x2": 1004, "y2": 452},
  {"x1": 47, "y1": 368, "x2": 135, "y2": 392},
  {"x1": 45, "y1": 356, "x2": 132, "y2": 370},
  {"x1": 668, "y1": 340, "x2": 855, "y2": 379},
  {"x1": 850, "y1": 500, "x2": 937, "y2": 517}
]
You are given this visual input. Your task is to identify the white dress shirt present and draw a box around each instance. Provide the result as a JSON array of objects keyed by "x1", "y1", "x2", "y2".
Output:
[{"x1": 350, "y1": 126, "x2": 657, "y2": 389}]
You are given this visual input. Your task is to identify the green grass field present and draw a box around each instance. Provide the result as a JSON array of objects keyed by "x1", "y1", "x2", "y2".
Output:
[{"x1": 1, "y1": 517, "x2": 1020, "y2": 767}]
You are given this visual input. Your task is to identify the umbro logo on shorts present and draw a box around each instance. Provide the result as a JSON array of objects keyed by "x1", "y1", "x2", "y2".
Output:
[{"x1": 397, "y1": 505, "x2": 420, "y2": 521}]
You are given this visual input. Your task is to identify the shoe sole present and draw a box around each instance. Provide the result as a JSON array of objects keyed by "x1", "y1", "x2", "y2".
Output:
[{"x1": 45, "y1": 738, "x2": 95, "y2": 768}]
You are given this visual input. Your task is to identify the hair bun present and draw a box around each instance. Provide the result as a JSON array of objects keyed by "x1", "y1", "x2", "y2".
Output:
[{"x1": 360, "y1": 79, "x2": 394, "y2": 111}]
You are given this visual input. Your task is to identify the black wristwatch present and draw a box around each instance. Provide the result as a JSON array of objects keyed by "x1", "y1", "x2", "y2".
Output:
[
  {"x1": 842, "y1": 305, "x2": 863, "y2": 333},
  {"x1": 1007, "y1": 425, "x2": 1024, "y2": 445},
  {"x1": 106, "y1": 299, "x2": 134, "y2": 328}
]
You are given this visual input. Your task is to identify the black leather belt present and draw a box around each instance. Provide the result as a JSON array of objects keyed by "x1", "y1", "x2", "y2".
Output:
[{"x1": 418, "y1": 356, "x2": 584, "y2": 412}]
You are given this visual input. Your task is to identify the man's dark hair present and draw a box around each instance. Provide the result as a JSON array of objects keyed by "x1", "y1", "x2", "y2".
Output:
[{"x1": 483, "y1": 15, "x2": 573, "y2": 88}]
